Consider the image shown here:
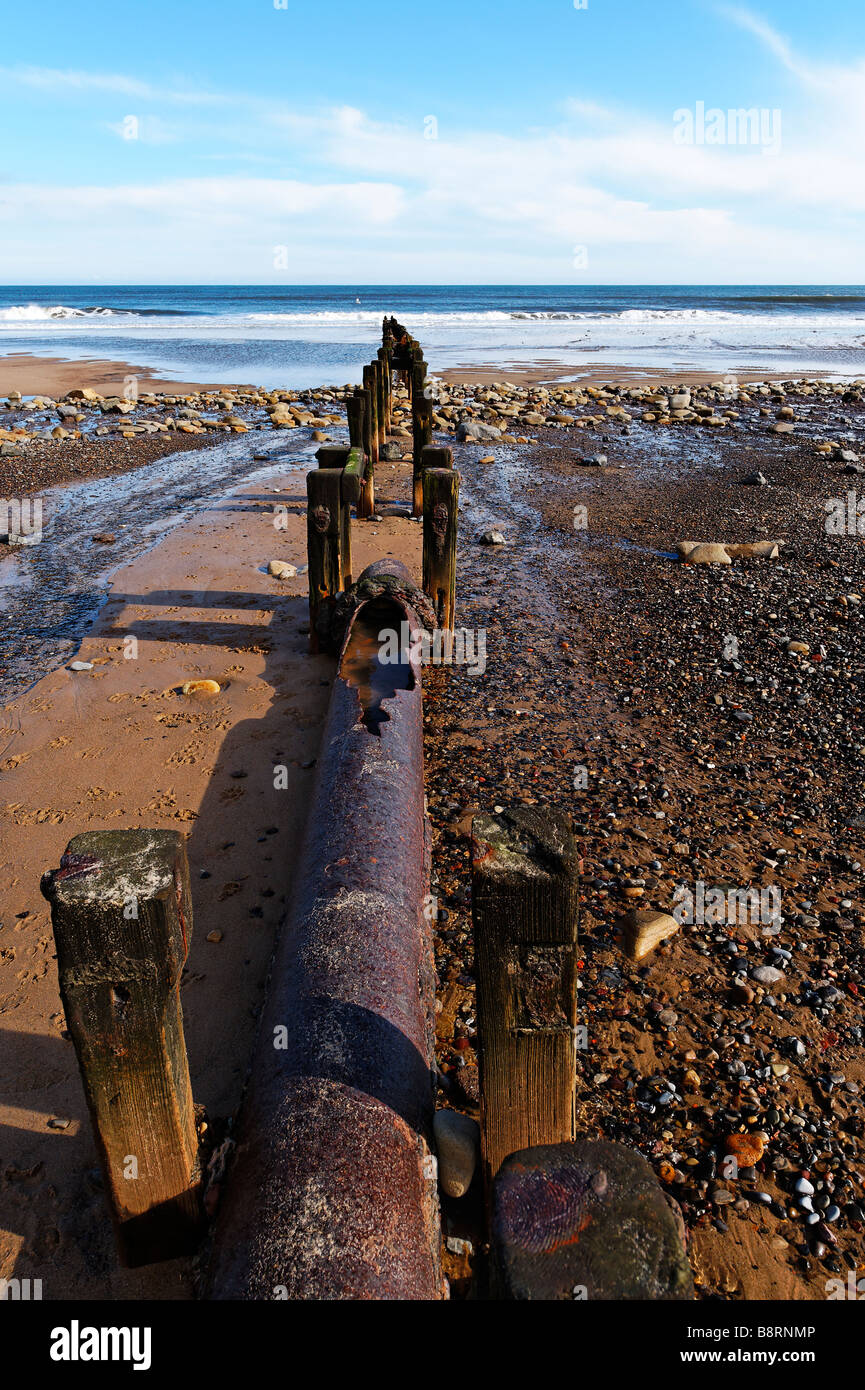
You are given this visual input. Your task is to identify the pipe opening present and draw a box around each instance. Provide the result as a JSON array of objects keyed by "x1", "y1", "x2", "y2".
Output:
[{"x1": 339, "y1": 600, "x2": 415, "y2": 736}]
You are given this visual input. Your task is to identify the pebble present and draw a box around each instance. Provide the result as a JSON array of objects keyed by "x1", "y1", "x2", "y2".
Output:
[{"x1": 433, "y1": 1108, "x2": 480, "y2": 1198}]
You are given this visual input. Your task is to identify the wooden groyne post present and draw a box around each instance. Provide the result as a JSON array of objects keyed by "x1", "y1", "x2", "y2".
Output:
[
  {"x1": 422, "y1": 465, "x2": 459, "y2": 632},
  {"x1": 412, "y1": 359, "x2": 434, "y2": 516},
  {"x1": 347, "y1": 391, "x2": 365, "y2": 452},
  {"x1": 471, "y1": 809, "x2": 580, "y2": 1190},
  {"x1": 307, "y1": 467, "x2": 351, "y2": 648},
  {"x1": 362, "y1": 364, "x2": 379, "y2": 464},
  {"x1": 40, "y1": 829, "x2": 203, "y2": 1267}
]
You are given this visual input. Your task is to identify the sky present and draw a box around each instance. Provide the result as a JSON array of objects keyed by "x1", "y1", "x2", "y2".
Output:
[{"x1": 1, "y1": 0, "x2": 864, "y2": 284}]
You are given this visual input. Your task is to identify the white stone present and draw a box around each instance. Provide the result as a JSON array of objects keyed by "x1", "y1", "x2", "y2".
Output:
[{"x1": 433, "y1": 1108, "x2": 479, "y2": 1198}]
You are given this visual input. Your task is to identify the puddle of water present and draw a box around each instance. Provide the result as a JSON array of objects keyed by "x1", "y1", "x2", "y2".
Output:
[
  {"x1": 457, "y1": 445, "x2": 561, "y2": 622},
  {"x1": 0, "y1": 430, "x2": 319, "y2": 703},
  {"x1": 339, "y1": 601, "x2": 414, "y2": 735}
]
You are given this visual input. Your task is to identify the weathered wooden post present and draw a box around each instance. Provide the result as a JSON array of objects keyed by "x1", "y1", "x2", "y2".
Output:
[
  {"x1": 358, "y1": 454, "x2": 375, "y2": 520},
  {"x1": 40, "y1": 829, "x2": 203, "y2": 1267},
  {"x1": 412, "y1": 360, "x2": 434, "y2": 516},
  {"x1": 362, "y1": 365, "x2": 379, "y2": 464},
  {"x1": 381, "y1": 326, "x2": 395, "y2": 421},
  {"x1": 307, "y1": 468, "x2": 350, "y2": 648},
  {"x1": 372, "y1": 358, "x2": 386, "y2": 455},
  {"x1": 416, "y1": 443, "x2": 452, "y2": 518},
  {"x1": 341, "y1": 445, "x2": 374, "y2": 522},
  {"x1": 377, "y1": 346, "x2": 391, "y2": 430},
  {"x1": 404, "y1": 341, "x2": 416, "y2": 401},
  {"x1": 316, "y1": 444, "x2": 350, "y2": 469},
  {"x1": 422, "y1": 467, "x2": 459, "y2": 632},
  {"x1": 347, "y1": 391, "x2": 365, "y2": 451},
  {"x1": 471, "y1": 809, "x2": 580, "y2": 1194},
  {"x1": 356, "y1": 385, "x2": 374, "y2": 462}
]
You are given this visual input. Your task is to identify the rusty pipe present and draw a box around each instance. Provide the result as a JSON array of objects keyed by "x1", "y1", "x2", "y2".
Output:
[{"x1": 206, "y1": 560, "x2": 441, "y2": 1300}]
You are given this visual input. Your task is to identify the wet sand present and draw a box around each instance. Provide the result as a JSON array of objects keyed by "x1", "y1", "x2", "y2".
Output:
[
  {"x1": 439, "y1": 362, "x2": 805, "y2": 390},
  {"x1": 0, "y1": 352, "x2": 804, "y2": 402},
  {"x1": 0, "y1": 354, "x2": 243, "y2": 399},
  {"x1": 0, "y1": 446, "x2": 420, "y2": 1299}
]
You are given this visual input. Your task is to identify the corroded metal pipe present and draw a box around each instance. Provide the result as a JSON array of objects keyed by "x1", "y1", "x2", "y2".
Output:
[{"x1": 207, "y1": 560, "x2": 441, "y2": 1300}]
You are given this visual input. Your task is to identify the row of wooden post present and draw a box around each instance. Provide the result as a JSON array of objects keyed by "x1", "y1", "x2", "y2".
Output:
[{"x1": 307, "y1": 321, "x2": 459, "y2": 642}]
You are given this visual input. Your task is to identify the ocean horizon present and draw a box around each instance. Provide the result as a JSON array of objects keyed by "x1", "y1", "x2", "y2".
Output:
[{"x1": 1, "y1": 284, "x2": 863, "y2": 389}]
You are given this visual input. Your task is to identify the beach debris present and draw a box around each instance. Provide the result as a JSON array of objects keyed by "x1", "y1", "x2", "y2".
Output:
[
  {"x1": 676, "y1": 539, "x2": 781, "y2": 563},
  {"x1": 724, "y1": 1132, "x2": 766, "y2": 1167},
  {"x1": 181, "y1": 679, "x2": 220, "y2": 696},
  {"x1": 750, "y1": 964, "x2": 785, "y2": 986},
  {"x1": 456, "y1": 420, "x2": 501, "y2": 442},
  {"x1": 479, "y1": 529, "x2": 506, "y2": 545},
  {"x1": 618, "y1": 908, "x2": 680, "y2": 961},
  {"x1": 741, "y1": 470, "x2": 769, "y2": 485},
  {"x1": 433, "y1": 1107, "x2": 480, "y2": 1198},
  {"x1": 725, "y1": 541, "x2": 781, "y2": 559},
  {"x1": 676, "y1": 542, "x2": 732, "y2": 565},
  {"x1": 267, "y1": 559, "x2": 297, "y2": 579},
  {"x1": 68, "y1": 661, "x2": 93, "y2": 672}
]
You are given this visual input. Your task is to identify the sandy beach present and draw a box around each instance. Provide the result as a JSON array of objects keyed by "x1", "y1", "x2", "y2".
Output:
[
  {"x1": 2, "y1": 355, "x2": 864, "y2": 1305},
  {"x1": 0, "y1": 354, "x2": 244, "y2": 401},
  {"x1": 0, "y1": 352, "x2": 798, "y2": 403}
]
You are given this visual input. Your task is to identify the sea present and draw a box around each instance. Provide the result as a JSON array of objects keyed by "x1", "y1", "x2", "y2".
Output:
[{"x1": 0, "y1": 286, "x2": 864, "y2": 390}]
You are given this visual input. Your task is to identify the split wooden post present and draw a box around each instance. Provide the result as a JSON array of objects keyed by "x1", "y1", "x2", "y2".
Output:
[
  {"x1": 356, "y1": 452, "x2": 375, "y2": 521},
  {"x1": 40, "y1": 829, "x2": 203, "y2": 1267},
  {"x1": 316, "y1": 444, "x2": 350, "y2": 469},
  {"x1": 377, "y1": 346, "x2": 391, "y2": 430},
  {"x1": 417, "y1": 443, "x2": 453, "y2": 518},
  {"x1": 307, "y1": 467, "x2": 350, "y2": 648},
  {"x1": 381, "y1": 330, "x2": 395, "y2": 422},
  {"x1": 471, "y1": 809, "x2": 580, "y2": 1194},
  {"x1": 408, "y1": 344, "x2": 419, "y2": 405},
  {"x1": 422, "y1": 466, "x2": 459, "y2": 631},
  {"x1": 341, "y1": 445, "x2": 373, "y2": 524},
  {"x1": 356, "y1": 386, "x2": 374, "y2": 462},
  {"x1": 362, "y1": 365, "x2": 379, "y2": 464},
  {"x1": 347, "y1": 392, "x2": 365, "y2": 451},
  {"x1": 373, "y1": 358, "x2": 386, "y2": 455},
  {"x1": 412, "y1": 360, "x2": 433, "y2": 517}
]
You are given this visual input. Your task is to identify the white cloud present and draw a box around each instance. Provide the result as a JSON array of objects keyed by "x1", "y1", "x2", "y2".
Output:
[
  {"x1": 2, "y1": 10, "x2": 865, "y2": 281},
  {"x1": 0, "y1": 65, "x2": 230, "y2": 106}
]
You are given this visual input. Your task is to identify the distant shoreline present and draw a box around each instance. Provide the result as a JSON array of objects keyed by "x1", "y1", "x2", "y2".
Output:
[
  {"x1": 0, "y1": 353, "x2": 244, "y2": 399},
  {"x1": 0, "y1": 351, "x2": 855, "y2": 400}
]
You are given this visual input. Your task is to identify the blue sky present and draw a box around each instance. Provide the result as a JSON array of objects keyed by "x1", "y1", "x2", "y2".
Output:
[{"x1": 1, "y1": 0, "x2": 863, "y2": 282}]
